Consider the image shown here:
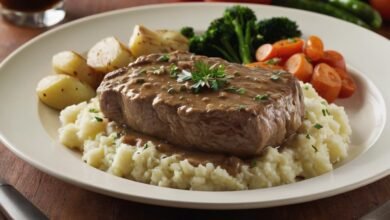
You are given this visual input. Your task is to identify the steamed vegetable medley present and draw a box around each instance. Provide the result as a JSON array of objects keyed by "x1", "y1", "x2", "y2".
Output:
[
  {"x1": 183, "y1": 5, "x2": 356, "y2": 103},
  {"x1": 36, "y1": 5, "x2": 357, "y2": 110},
  {"x1": 181, "y1": 7, "x2": 302, "y2": 64}
]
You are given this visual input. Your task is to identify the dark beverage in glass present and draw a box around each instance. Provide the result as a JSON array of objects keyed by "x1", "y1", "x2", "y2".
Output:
[
  {"x1": 0, "y1": 0, "x2": 66, "y2": 27},
  {"x1": 0, "y1": 0, "x2": 62, "y2": 12}
]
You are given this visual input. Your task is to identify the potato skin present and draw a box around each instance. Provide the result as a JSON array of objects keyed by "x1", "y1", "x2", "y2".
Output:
[
  {"x1": 37, "y1": 75, "x2": 96, "y2": 110},
  {"x1": 156, "y1": 29, "x2": 189, "y2": 52},
  {"x1": 87, "y1": 37, "x2": 134, "y2": 73},
  {"x1": 128, "y1": 25, "x2": 189, "y2": 58},
  {"x1": 52, "y1": 51, "x2": 103, "y2": 89}
]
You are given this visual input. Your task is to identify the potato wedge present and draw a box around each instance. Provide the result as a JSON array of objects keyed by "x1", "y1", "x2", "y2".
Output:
[
  {"x1": 129, "y1": 25, "x2": 189, "y2": 58},
  {"x1": 156, "y1": 29, "x2": 189, "y2": 52},
  {"x1": 87, "y1": 37, "x2": 134, "y2": 73},
  {"x1": 52, "y1": 51, "x2": 103, "y2": 89},
  {"x1": 37, "y1": 75, "x2": 96, "y2": 110},
  {"x1": 128, "y1": 25, "x2": 166, "y2": 57}
]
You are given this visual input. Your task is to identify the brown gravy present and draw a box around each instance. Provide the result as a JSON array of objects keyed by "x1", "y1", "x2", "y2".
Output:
[{"x1": 122, "y1": 128, "x2": 246, "y2": 176}]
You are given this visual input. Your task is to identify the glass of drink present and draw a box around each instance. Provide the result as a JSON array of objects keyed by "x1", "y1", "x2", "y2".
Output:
[{"x1": 0, "y1": 0, "x2": 66, "y2": 28}]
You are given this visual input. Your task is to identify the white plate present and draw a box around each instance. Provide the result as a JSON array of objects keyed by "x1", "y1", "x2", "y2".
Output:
[{"x1": 0, "y1": 3, "x2": 389, "y2": 209}]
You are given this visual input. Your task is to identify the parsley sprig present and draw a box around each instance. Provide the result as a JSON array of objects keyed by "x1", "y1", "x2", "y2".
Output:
[
  {"x1": 254, "y1": 94, "x2": 269, "y2": 102},
  {"x1": 157, "y1": 54, "x2": 170, "y2": 62},
  {"x1": 224, "y1": 86, "x2": 246, "y2": 95},
  {"x1": 177, "y1": 61, "x2": 229, "y2": 93},
  {"x1": 265, "y1": 58, "x2": 281, "y2": 65}
]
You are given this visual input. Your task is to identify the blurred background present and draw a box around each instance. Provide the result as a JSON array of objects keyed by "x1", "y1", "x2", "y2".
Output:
[
  {"x1": 180, "y1": 0, "x2": 390, "y2": 37},
  {"x1": 0, "y1": 0, "x2": 388, "y2": 37}
]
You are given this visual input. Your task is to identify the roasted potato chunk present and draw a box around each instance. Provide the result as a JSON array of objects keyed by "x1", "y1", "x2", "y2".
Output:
[
  {"x1": 52, "y1": 51, "x2": 103, "y2": 89},
  {"x1": 156, "y1": 29, "x2": 189, "y2": 52},
  {"x1": 128, "y1": 25, "x2": 188, "y2": 57},
  {"x1": 37, "y1": 75, "x2": 96, "y2": 110},
  {"x1": 87, "y1": 37, "x2": 134, "y2": 73}
]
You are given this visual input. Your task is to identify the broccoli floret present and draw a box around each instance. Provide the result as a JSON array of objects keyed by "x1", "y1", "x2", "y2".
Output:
[
  {"x1": 188, "y1": 35, "x2": 223, "y2": 59},
  {"x1": 223, "y1": 5, "x2": 258, "y2": 64},
  {"x1": 256, "y1": 17, "x2": 302, "y2": 43},
  {"x1": 180, "y1": 26, "x2": 195, "y2": 38},
  {"x1": 186, "y1": 6, "x2": 302, "y2": 64},
  {"x1": 187, "y1": 6, "x2": 259, "y2": 63},
  {"x1": 205, "y1": 18, "x2": 240, "y2": 63},
  {"x1": 188, "y1": 18, "x2": 241, "y2": 63},
  {"x1": 189, "y1": 36, "x2": 207, "y2": 56}
]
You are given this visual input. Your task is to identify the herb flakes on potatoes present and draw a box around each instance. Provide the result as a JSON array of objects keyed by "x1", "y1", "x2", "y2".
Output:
[
  {"x1": 52, "y1": 51, "x2": 103, "y2": 89},
  {"x1": 36, "y1": 75, "x2": 96, "y2": 110},
  {"x1": 128, "y1": 25, "x2": 189, "y2": 58},
  {"x1": 87, "y1": 37, "x2": 134, "y2": 73}
]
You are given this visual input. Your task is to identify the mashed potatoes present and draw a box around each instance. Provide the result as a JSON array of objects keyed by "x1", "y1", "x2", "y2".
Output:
[{"x1": 58, "y1": 83, "x2": 351, "y2": 190}]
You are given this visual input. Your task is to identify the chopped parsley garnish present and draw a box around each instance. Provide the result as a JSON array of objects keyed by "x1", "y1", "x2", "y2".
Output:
[
  {"x1": 304, "y1": 85, "x2": 309, "y2": 90},
  {"x1": 270, "y1": 75, "x2": 280, "y2": 81},
  {"x1": 306, "y1": 134, "x2": 310, "y2": 139},
  {"x1": 139, "y1": 69, "x2": 147, "y2": 75},
  {"x1": 89, "y1": 108, "x2": 99, "y2": 113},
  {"x1": 169, "y1": 64, "x2": 180, "y2": 78},
  {"x1": 322, "y1": 109, "x2": 326, "y2": 116},
  {"x1": 265, "y1": 58, "x2": 281, "y2": 65},
  {"x1": 157, "y1": 54, "x2": 170, "y2": 62},
  {"x1": 238, "y1": 105, "x2": 246, "y2": 110},
  {"x1": 321, "y1": 101, "x2": 327, "y2": 105},
  {"x1": 314, "y1": 123, "x2": 323, "y2": 129},
  {"x1": 143, "y1": 143, "x2": 149, "y2": 149},
  {"x1": 322, "y1": 109, "x2": 330, "y2": 116},
  {"x1": 94, "y1": 117, "x2": 103, "y2": 122},
  {"x1": 137, "y1": 67, "x2": 147, "y2": 75},
  {"x1": 177, "y1": 61, "x2": 228, "y2": 93},
  {"x1": 288, "y1": 38, "x2": 297, "y2": 43},
  {"x1": 254, "y1": 94, "x2": 269, "y2": 101},
  {"x1": 312, "y1": 145, "x2": 318, "y2": 152},
  {"x1": 177, "y1": 69, "x2": 192, "y2": 82},
  {"x1": 270, "y1": 70, "x2": 285, "y2": 81},
  {"x1": 224, "y1": 86, "x2": 246, "y2": 95},
  {"x1": 152, "y1": 67, "x2": 164, "y2": 75},
  {"x1": 250, "y1": 160, "x2": 257, "y2": 167}
]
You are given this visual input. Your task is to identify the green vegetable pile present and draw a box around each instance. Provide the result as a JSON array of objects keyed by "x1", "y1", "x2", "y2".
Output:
[
  {"x1": 180, "y1": 5, "x2": 301, "y2": 64},
  {"x1": 273, "y1": 0, "x2": 382, "y2": 29}
]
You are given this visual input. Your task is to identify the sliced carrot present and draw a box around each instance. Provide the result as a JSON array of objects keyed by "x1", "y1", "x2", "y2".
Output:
[
  {"x1": 273, "y1": 38, "x2": 304, "y2": 58},
  {"x1": 320, "y1": 50, "x2": 346, "y2": 71},
  {"x1": 311, "y1": 63, "x2": 342, "y2": 103},
  {"x1": 339, "y1": 75, "x2": 357, "y2": 98},
  {"x1": 334, "y1": 67, "x2": 357, "y2": 98},
  {"x1": 245, "y1": 61, "x2": 283, "y2": 70},
  {"x1": 256, "y1": 44, "x2": 277, "y2": 61},
  {"x1": 304, "y1": 35, "x2": 324, "y2": 62},
  {"x1": 284, "y1": 53, "x2": 313, "y2": 82},
  {"x1": 333, "y1": 67, "x2": 349, "y2": 79}
]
